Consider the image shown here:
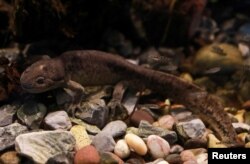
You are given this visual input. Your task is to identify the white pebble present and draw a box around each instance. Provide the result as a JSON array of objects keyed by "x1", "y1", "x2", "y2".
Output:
[
  {"x1": 125, "y1": 133, "x2": 147, "y2": 155},
  {"x1": 147, "y1": 135, "x2": 170, "y2": 159},
  {"x1": 114, "y1": 139, "x2": 130, "y2": 159}
]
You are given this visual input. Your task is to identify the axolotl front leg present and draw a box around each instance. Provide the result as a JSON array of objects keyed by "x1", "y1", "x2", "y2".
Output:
[{"x1": 63, "y1": 80, "x2": 86, "y2": 116}]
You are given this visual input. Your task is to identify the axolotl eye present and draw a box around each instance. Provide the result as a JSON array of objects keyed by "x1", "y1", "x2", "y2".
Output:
[{"x1": 35, "y1": 76, "x2": 45, "y2": 84}]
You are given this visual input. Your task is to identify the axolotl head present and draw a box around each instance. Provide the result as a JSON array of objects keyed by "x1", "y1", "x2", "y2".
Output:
[{"x1": 20, "y1": 58, "x2": 65, "y2": 93}]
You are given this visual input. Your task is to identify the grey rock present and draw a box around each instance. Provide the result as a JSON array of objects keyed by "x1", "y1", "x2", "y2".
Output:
[
  {"x1": 102, "y1": 120, "x2": 127, "y2": 138},
  {"x1": 0, "y1": 123, "x2": 28, "y2": 151},
  {"x1": 46, "y1": 152, "x2": 74, "y2": 164},
  {"x1": 175, "y1": 118, "x2": 206, "y2": 141},
  {"x1": 165, "y1": 154, "x2": 182, "y2": 164},
  {"x1": 138, "y1": 121, "x2": 177, "y2": 144},
  {"x1": 0, "y1": 104, "x2": 18, "y2": 127},
  {"x1": 92, "y1": 132, "x2": 116, "y2": 152},
  {"x1": 17, "y1": 101, "x2": 47, "y2": 129},
  {"x1": 15, "y1": 131, "x2": 75, "y2": 164},
  {"x1": 44, "y1": 111, "x2": 72, "y2": 130},
  {"x1": 75, "y1": 99, "x2": 109, "y2": 128},
  {"x1": 232, "y1": 122, "x2": 250, "y2": 133}
]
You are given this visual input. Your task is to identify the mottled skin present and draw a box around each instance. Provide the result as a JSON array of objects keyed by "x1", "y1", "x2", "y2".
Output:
[{"x1": 20, "y1": 50, "x2": 241, "y2": 147}]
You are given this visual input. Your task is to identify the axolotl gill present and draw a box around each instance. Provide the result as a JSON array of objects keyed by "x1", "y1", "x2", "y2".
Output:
[{"x1": 20, "y1": 50, "x2": 242, "y2": 147}]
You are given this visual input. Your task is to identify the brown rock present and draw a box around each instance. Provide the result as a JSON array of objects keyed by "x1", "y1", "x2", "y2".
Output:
[
  {"x1": 165, "y1": 154, "x2": 183, "y2": 164},
  {"x1": 74, "y1": 145, "x2": 100, "y2": 164},
  {"x1": 130, "y1": 110, "x2": 154, "y2": 127},
  {"x1": 0, "y1": 151, "x2": 20, "y2": 164}
]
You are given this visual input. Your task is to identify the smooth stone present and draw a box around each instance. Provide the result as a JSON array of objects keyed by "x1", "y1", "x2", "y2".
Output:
[
  {"x1": 44, "y1": 111, "x2": 72, "y2": 130},
  {"x1": 245, "y1": 142, "x2": 250, "y2": 148},
  {"x1": 207, "y1": 134, "x2": 227, "y2": 148},
  {"x1": 100, "y1": 152, "x2": 124, "y2": 164},
  {"x1": 184, "y1": 138, "x2": 207, "y2": 149},
  {"x1": 126, "y1": 157, "x2": 145, "y2": 164},
  {"x1": 232, "y1": 122, "x2": 250, "y2": 133},
  {"x1": 15, "y1": 131, "x2": 75, "y2": 164},
  {"x1": 0, "y1": 123, "x2": 28, "y2": 151},
  {"x1": 130, "y1": 110, "x2": 154, "y2": 127},
  {"x1": 189, "y1": 148, "x2": 207, "y2": 155},
  {"x1": 74, "y1": 145, "x2": 100, "y2": 164},
  {"x1": 126, "y1": 127, "x2": 139, "y2": 135},
  {"x1": 175, "y1": 118, "x2": 206, "y2": 141},
  {"x1": 70, "y1": 117, "x2": 101, "y2": 134},
  {"x1": 125, "y1": 133, "x2": 147, "y2": 156},
  {"x1": 196, "y1": 153, "x2": 208, "y2": 164},
  {"x1": 17, "y1": 101, "x2": 47, "y2": 129},
  {"x1": 92, "y1": 132, "x2": 115, "y2": 152},
  {"x1": 75, "y1": 99, "x2": 109, "y2": 128},
  {"x1": 157, "y1": 161, "x2": 169, "y2": 164},
  {"x1": 0, "y1": 104, "x2": 18, "y2": 127},
  {"x1": 170, "y1": 145, "x2": 184, "y2": 154},
  {"x1": 180, "y1": 150, "x2": 196, "y2": 162},
  {"x1": 102, "y1": 120, "x2": 127, "y2": 138},
  {"x1": 138, "y1": 121, "x2": 177, "y2": 144},
  {"x1": 165, "y1": 154, "x2": 183, "y2": 164},
  {"x1": 0, "y1": 151, "x2": 20, "y2": 164},
  {"x1": 147, "y1": 135, "x2": 170, "y2": 159},
  {"x1": 158, "y1": 115, "x2": 176, "y2": 130},
  {"x1": 47, "y1": 152, "x2": 74, "y2": 164},
  {"x1": 114, "y1": 139, "x2": 130, "y2": 159},
  {"x1": 70, "y1": 125, "x2": 92, "y2": 150},
  {"x1": 170, "y1": 105, "x2": 192, "y2": 120},
  {"x1": 183, "y1": 160, "x2": 198, "y2": 164}
]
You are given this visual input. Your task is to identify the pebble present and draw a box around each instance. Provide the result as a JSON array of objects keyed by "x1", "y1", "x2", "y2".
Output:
[
  {"x1": 170, "y1": 144, "x2": 184, "y2": 154},
  {"x1": 175, "y1": 118, "x2": 206, "y2": 141},
  {"x1": 92, "y1": 132, "x2": 116, "y2": 152},
  {"x1": 170, "y1": 105, "x2": 192, "y2": 120},
  {"x1": 125, "y1": 133, "x2": 148, "y2": 156},
  {"x1": 189, "y1": 148, "x2": 207, "y2": 155},
  {"x1": 47, "y1": 152, "x2": 74, "y2": 164},
  {"x1": 184, "y1": 138, "x2": 207, "y2": 149},
  {"x1": 130, "y1": 110, "x2": 154, "y2": 127},
  {"x1": 147, "y1": 135, "x2": 170, "y2": 159},
  {"x1": 126, "y1": 127, "x2": 139, "y2": 135},
  {"x1": 245, "y1": 142, "x2": 250, "y2": 148},
  {"x1": 102, "y1": 120, "x2": 127, "y2": 138},
  {"x1": 70, "y1": 125, "x2": 92, "y2": 150},
  {"x1": 232, "y1": 122, "x2": 250, "y2": 133},
  {"x1": 75, "y1": 99, "x2": 109, "y2": 128},
  {"x1": 0, "y1": 123, "x2": 28, "y2": 151},
  {"x1": 74, "y1": 145, "x2": 100, "y2": 164},
  {"x1": 157, "y1": 115, "x2": 175, "y2": 130},
  {"x1": 183, "y1": 160, "x2": 198, "y2": 164},
  {"x1": 165, "y1": 154, "x2": 183, "y2": 164},
  {"x1": 15, "y1": 131, "x2": 75, "y2": 164},
  {"x1": 138, "y1": 120, "x2": 177, "y2": 144},
  {"x1": 17, "y1": 101, "x2": 47, "y2": 129},
  {"x1": 44, "y1": 111, "x2": 72, "y2": 130},
  {"x1": 207, "y1": 134, "x2": 227, "y2": 148},
  {"x1": 196, "y1": 153, "x2": 208, "y2": 164},
  {"x1": 114, "y1": 139, "x2": 130, "y2": 159},
  {"x1": 0, "y1": 151, "x2": 20, "y2": 164},
  {"x1": 100, "y1": 152, "x2": 124, "y2": 164},
  {"x1": 70, "y1": 117, "x2": 101, "y2": 134},
  {"x1": 180, "y1": 150, "x2": 196, "y2": 162},
  {"x1": 0, "y1": 104, "x2": 17, "y2": 127}
]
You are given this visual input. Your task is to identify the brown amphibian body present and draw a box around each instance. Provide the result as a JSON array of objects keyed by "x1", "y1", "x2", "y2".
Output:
[{"x1": 20, "y1": 50, "x2": 241, "y2": 147}]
